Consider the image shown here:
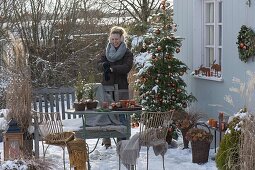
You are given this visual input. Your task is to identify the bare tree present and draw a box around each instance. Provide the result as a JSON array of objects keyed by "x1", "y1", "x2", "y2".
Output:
[
  {"x1": 101, "y1": 0, "x2": 160, "y2": 23},
  {"x1": 5, "y1": 0, "x2": 109, "y2": 87},
  {"x1": 0, "y1": 0, "x2": 13, "y2": 37}
]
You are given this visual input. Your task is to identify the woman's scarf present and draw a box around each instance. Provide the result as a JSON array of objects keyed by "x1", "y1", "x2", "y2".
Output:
[{"x1": 106, "y1": 42, "x2": 127, "y2": 62}]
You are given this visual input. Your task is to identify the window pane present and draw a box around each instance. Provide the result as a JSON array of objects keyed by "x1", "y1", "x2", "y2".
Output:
[
  {"x1": 219, "y1": 25, "x2": 222, "y2": 46},
  {"x1": 206, "y1": 48, "x2": 214, "y2": 67},
  {"x1": 206, "y1": 26, "x2": 214, "y2": 45},
  {"x1": 206, "y1": 3, "x2": 214, "y2": 23},
  {"x1": 219, "y1": 2, "x2": 222, "y2": 23}
]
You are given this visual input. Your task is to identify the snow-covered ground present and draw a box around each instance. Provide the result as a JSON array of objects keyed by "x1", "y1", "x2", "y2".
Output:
[{"x1": 0, "y1": 116, "x2": 217, "y2": 170}]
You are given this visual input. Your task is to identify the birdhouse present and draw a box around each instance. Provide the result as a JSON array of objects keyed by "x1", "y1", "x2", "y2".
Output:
[{"x1": 3, "y1": 119, "x2": 24, "y2": 160}]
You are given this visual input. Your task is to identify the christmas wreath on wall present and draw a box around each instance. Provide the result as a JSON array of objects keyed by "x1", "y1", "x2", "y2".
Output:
[{"x1": 237, "y1": 25, "x2": 255, "y2": 62}]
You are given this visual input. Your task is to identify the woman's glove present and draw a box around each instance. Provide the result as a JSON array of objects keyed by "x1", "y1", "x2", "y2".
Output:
[
  {"x1": 103, "y1": 62, "x2": 110, "y2": 70},
  {"x1": 103, "y1": 62, "x2": 111, "y2": 81},
  {"x1": 104, "y1": 68, "x2": 111, "y2": 81}
]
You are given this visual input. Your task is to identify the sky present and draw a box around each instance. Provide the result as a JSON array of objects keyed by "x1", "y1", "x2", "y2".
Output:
[{"x1": 0, "y1": 113, "x2": 218, "y2": 170}]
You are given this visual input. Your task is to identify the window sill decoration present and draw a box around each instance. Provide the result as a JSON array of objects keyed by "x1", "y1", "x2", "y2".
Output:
[
  {"x1": 192, "y1": 73, "x2": 223, "y2": 82},
  {"x1": 191, "y1": 62, "x2": 223, "y2": 82},
  {"x1": 237, "y1": 25, "x2": 255, "y2": 62}
]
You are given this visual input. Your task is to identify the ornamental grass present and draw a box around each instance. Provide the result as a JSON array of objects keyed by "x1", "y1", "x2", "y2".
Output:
[
  {"x1": 239, "y1": 115, "x2": 255, "y2": 170},
  {"x1": 215, "y1": 116, "x2": 242, "y2": 170},
  {"x1": 5, "y1": 33, "x2": 32, "y2": 132}
]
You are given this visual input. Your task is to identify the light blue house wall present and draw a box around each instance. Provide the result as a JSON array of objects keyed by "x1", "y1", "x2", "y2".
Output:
[{"x1": 173, "y1": 0, "x2": 255, "y2": 119}]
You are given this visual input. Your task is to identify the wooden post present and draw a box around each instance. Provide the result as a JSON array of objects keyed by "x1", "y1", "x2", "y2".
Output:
[{"x1": 34, "y1": 113, "x2": 39, "y2": 159}]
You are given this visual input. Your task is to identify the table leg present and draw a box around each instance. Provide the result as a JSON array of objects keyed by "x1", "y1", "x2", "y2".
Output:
[
  {"x1": 126, "y1": 114, "x2": 131, "y2": 139},
  {"x1": 82, "y1": 115, "x2": 86, "y2": 139},
  {"x1": 214, "y1": 129, "x2": 217, "y2": 153}
]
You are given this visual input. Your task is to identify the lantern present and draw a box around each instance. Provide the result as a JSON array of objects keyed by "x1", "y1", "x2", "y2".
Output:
[{"x1": 3, "y1": 119, "x2": 24, "y2": 160}]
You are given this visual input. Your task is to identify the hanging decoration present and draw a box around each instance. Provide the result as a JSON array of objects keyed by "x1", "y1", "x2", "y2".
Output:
[{"x1": 236, "y1": 25, "x2": 255, "y2": 62}]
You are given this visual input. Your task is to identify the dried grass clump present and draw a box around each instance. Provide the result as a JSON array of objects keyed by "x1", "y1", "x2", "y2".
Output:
[
  {"x1": 6, "y1": 72, "x2": 32, "y2": 131},
  {"x1": 239, "y1": 116, "x2": 255, "y2": 170},
  {"x1": 2, "y1": 158, "x2": 56, "y2": 170},
  {"x1": 27, "y1": 158, "x2": 56, "y2": 170},
  {"x1": 5, "y1": 32, "x2": 32, "y2": 132}
]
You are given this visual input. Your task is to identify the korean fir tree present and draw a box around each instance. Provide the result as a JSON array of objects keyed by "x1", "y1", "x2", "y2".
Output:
[{"x1": 135, "y1": 0, "x2": 196, "y2": 112}]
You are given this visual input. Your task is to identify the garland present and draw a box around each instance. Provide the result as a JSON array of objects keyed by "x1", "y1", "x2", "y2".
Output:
[{"x1": 237, "y1": 25, "x2": 255, "y2": 62}]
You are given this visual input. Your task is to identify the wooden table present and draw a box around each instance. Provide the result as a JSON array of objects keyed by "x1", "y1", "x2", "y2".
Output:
[
  {"x1": 66, "y1": 109, "x2": 142, "y2": 170},
  {"x1": 65, "y1": 109, "x2": 142, "y2": 151}
]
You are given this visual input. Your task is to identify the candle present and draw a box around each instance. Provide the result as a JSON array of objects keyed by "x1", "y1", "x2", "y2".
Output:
[{"x1": 208, "y1": 118, "x2": 214, "y2": 126}]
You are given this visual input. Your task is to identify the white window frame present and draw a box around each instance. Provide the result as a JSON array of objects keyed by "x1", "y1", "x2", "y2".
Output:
[
  {"x1": 202, "y1": 0, "x2": 222, "y2": 67},
  {"x1": 192, "y1": 0, "x2": 223, "y2": 81}
]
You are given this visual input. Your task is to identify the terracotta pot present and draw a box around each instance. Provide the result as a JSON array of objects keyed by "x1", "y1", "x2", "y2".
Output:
[
  {"x1": 120, "y1": 100, "x2": 128, "y2": 108},
  {"x1": 86, "y1": 101, "x2": 98, "y2": 110},
  {"x1": 73, "y1": 102, "x2": 86, "y2": 111}
]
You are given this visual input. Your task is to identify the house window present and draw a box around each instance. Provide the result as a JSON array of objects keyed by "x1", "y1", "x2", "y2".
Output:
[
  {"x1": 191, "y1": 0, "x2": 223, "y2": 81},
  {"x1": 203, "y1": 0, "x2": 222, "y2": 67}
]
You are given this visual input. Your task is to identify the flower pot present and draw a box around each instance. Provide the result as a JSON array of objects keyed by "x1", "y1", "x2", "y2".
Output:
[
  {"x1": 86, "y1": 101, "x2": 98, "y2": 110},
  {"x1": 73, "y1": 102, "x2": 86, "y2": 111},
  {"x1": 120, "y1": 100, "x2": 129, "y2": 108}
]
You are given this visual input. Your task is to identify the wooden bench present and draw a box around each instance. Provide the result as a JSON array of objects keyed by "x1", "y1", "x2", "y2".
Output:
[
  {"x1": 32, "y1": 86, "x2": 75, "y2": 119},
  {"x1": 32, "y1": 86, "x2": 75, "y2": 158}
]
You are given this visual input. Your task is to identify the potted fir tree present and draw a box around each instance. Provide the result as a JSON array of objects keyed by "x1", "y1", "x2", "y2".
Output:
[
  {"x1": 132, "y1": 1, "x2": 196, "y2": 149},
  {"x1": 84, "y1": 74, "x2": 98, "y2": 110},
  {"x1": 73, "y1": 72, "x2": 86, "y2": 111},
  {"x1": 133, "y1": 1, "x2": 196, "y2": 112}
]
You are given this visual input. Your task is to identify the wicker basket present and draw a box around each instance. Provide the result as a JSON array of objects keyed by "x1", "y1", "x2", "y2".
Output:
[
  {"x1": 191, "y1": 140, "x2": 211, "y2": 164},
  {"x1": 45, "y1": 132, "x2": 75, "y2": 145},
  {"x1": 191, "y1": 122, "x2": 212, "y2": 164}
]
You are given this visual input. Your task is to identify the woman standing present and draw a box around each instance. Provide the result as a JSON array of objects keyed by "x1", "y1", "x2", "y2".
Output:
[{"x1": 97, "y1": 26, "x2": 133, "y2": 148}]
